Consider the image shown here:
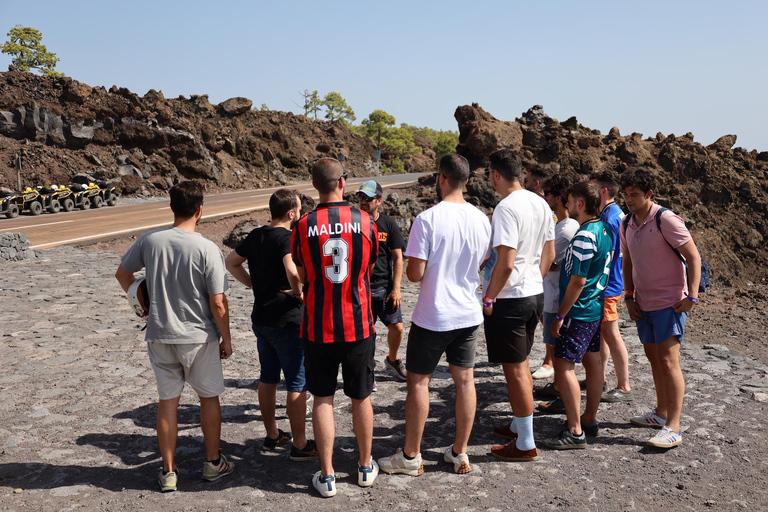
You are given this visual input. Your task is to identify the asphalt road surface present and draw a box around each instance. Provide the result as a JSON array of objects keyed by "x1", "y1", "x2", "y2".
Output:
[{"x1": 0, "y1": 173, "x2": 426, "y2": 249}]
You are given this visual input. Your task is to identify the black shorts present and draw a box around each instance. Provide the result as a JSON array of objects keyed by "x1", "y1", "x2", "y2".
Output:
[
  {"x1": 405, "y1": 323, "x2": 480, "y2": 375},
  {"x1": 483, "y1": 294, "x2": 543, "y2": 364},
  {"x1": 303, "y1": 334, "x2": 375, "y2": 399},
  {"x1": 370, "y1": 287, "x2": 403, "y2": 327}
]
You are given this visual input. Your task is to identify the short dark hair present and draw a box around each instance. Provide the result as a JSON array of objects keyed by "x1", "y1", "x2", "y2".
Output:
[
  {"x1": 544, "y1": 173, "x2": 573, "y2": 199},
  {"x1": 620, "y1": 166, "x2": 656, "y2": 194},
  {"x1": 527, "y1": 163, "x2": 553, "y2": 182},
  {"x1": 269, "y1": 189, "x2": 299, "y2": 219},
  {"x1": 311, "y1": 158, "x2": 344, "y2": 194},
  {"x1": 589, "y1": 170, "x2": 620, "y2": 199},
  {"x1": 488, "y1": 149, "x2": 523, "y2": 181},
  {"x1": 298, "y1": 193, "x2": 315, "y2": 216},
  {"x1": 567, "y1": 181, "x2": 601, "y2": 216},
  {"x1": 169, "y1": 181, "x2": 204, "y2": 219},
  {"x1": 438, "y1": 153, "x2": 470, "y2": 187}
]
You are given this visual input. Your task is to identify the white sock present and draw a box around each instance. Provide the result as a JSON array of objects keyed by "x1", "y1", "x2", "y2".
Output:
[
  {"x1": 508, "y1": 417, "x2": 518, "y2": 433},
  {"x1": 515, "y1": 415, "x2": 535, "y2": 451}
]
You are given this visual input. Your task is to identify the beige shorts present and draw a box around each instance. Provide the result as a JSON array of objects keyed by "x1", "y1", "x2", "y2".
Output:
[{"x1": 147, "y1": 341, "x2": 225, "y2": 400}]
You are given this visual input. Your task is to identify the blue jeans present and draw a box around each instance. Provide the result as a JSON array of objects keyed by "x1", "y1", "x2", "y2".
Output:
[{"x1": 253, "y1": 325, "x2": 306, "y2": 392}]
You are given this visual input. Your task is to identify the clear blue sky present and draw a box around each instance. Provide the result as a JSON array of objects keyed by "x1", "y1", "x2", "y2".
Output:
[{"x1": 2, "y1": 0, "x2": 766, "y2": 150}]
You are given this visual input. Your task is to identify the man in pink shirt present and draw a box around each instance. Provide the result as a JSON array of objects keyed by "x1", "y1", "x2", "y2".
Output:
[{"x1": 619, "y1": 167, "x2": 701, "y2": 449}]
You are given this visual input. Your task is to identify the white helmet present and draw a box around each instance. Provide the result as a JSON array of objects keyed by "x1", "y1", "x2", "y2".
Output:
[{"x1": 127, "y1": 276, "x2": 149, "y2": 318}]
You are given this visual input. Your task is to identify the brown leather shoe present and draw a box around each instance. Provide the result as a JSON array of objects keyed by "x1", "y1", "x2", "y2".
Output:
[
  {"x1": 490, "y1": 441, "x2": 539, "y2": 462},
  {"x1": 492, "y1": 423, "x2": 518, "y2": 441}
]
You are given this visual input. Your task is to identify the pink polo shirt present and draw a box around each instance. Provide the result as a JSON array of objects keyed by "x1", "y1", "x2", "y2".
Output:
[{"x1": 619, "y1": 203, "x2": 692, "y2": 312}]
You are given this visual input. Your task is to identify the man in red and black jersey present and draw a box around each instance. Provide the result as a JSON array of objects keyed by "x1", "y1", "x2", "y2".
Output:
[{"x1": 291, "y1": 157, "x2": 379, "y2": 497}]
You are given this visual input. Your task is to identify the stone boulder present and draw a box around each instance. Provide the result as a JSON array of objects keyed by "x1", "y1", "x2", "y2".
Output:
[
  {"x1": 224, "y1": 218, "x2": 261, "y2": 248},
  {"x1": 708, "y1": 135, "x2": 738, "y2": 151},
  {"x1": 218, "y1": 97, "x2": 253, "y2": 117},
  {"x1": 454, "y1": 103, "x2": 523, "y2": 166}
]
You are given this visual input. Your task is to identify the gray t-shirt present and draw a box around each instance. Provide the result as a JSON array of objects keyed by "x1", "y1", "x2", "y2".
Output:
[{"x1": 121, "y1": 227, "x2": 229, "y2": 344}]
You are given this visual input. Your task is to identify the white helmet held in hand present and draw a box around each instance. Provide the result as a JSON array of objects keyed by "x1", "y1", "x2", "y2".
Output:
[{"x1": 127, "y1": 276, "x2": 149, "y2": 318}]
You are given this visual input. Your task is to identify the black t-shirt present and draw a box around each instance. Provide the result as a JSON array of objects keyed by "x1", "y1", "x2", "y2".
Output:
[
  {"x1": 370, "y1": 212, "x2": 405, "y2": 290},
  {"x1": 236, "y1": 226, "x2": 303, "y2": 328}
]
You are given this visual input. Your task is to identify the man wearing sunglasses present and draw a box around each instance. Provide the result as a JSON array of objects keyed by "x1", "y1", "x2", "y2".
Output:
[{"x1": 356, "y1": 180, "x2": 407, "y2": 382}]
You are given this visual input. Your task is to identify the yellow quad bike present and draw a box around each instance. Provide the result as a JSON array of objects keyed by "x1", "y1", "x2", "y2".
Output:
[
  {"x1": 1, "y1": 190, "x2": 23, "y2": 218},
  {"x1": 16, "y1": 187, "x2": 49, "y2": 216}
]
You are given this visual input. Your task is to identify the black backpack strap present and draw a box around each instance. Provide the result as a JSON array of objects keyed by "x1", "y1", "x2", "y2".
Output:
[
  {"x1": 622, "y1": 212, "x2": 632, "y2": 237},
  {"x1": 655, "y1": 208, "x2": 686, "y2": 264}
]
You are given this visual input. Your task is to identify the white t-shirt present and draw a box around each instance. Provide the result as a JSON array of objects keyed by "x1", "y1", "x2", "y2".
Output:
[
  {"x1": 482, "y1": 189, "x2": 555, "y2": 299},
  {"x1": 405, "y1": 201, "x2": 491, "y2": 331},
  {"x1": 543, "y1": 217, "x2": 579, "y2": 313}
]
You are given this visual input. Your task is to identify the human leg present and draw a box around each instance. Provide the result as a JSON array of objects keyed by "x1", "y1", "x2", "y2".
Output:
[
  {"x1": 313, "y1": 394, "x2": 336, "y2": 476},
  {"x1": 157, "y1": 395, "x2": 181, "y2": 472},
  {"x1": 199, "y1": 395, "x2": 222, "y2": 461},
  {"x1": 404, "y1": 371, "x2": 432, "y2": 457},
  {"x1": 644, "y1": 343, "x2": 668, "y2": 419},
  {"x1": 258, "y1": 383, "x2": 279, "y2": 439},
  {"x1": 387, "y1": 322, "x2": 405, "y2": 363},
  {"x1": 449, "y1": 364, "x2": 476, "y2": 454},
  {"x1": 581, "y1": 351, "x2": 603, "y2": 425},
  {"x1": 351, "y1": 396, "x2": 374, "y2": 466},
  {"x1": 286, "y1": 391, "x2": 308, "y2": 449},
  {"x1": 602, "y1": 318, "x2": 631, "y2": 391},
  {"x1": 656, "y1": 337, "x2": 684, "y2": 432},
  {"x1": 554, "y1": 358, "x2": 581, "y2": 434}
]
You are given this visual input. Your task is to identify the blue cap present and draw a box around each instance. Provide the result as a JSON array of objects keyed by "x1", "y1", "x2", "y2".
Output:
[{"x1": 358, "y1": 180, "x2": 383, "y2": 198}]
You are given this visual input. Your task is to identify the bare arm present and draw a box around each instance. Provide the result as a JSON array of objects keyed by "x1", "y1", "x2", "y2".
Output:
[
  {"x1": 225, "y1": 251, "x2": 251, "y2": 288},
  {"x1": 539, "y1": 240, "x2": 555, "y2": 279},
  {"x1": 115, "y1": 264, "x2": 135, "y2": 293},
  {"x1": 551, "y1": 275, "x2": 586, "y2": 338},
  {"x1": 387, "y1": 248, "x2": 404, "y2": 310},
  {"x1": 406, "y1": 256, "x2": 427, "y2": 283},
  {"x1": 209, "y1": 293, "x2": 232, "y2": 359},
  {"x1": 282, "y1": 253, "x2": 302, "y2": 296},
  {"x1": 622, "y1": 251, "x2": 641, "y2": 321},
  {"x1": 673, "y1": 239, "x2": 701, "y2": 313},
  {"x1": 485, "y1": 245, "x2": 515, "y2": 300}
]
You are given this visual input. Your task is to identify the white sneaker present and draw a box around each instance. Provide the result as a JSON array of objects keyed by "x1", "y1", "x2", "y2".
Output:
[
  {"x1": 532, "y1": 366, "x2": 555, "y2": 380},
  {"x1": 358, "y1": 457, "x2": 379, "y2": 487},
  {"x1": 630, "y1": 409, "x2": 667, "y2": 429},
  {"x1": 443, "y1": 447, "x2": 472, "y2": 474},
  {"x1": 377, "y1": 449, "x2": 424, "y2": 476},
  {"x1": 312, "y1": 471, "x2": 336, "y2": 498},
  {"x1": 647, "y1": 426, "x2": 683, "y2": 448}
]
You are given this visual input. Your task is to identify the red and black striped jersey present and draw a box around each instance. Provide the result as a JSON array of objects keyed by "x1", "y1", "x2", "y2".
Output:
[{"x1": 291, "y1": 201, "x2": 379, "y2": 343}]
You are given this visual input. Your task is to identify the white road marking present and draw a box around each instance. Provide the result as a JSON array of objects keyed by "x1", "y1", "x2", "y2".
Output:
[
  {"x1": 30, "y1": 222, "x2": 173, "y2": 249},
  {"x1": 0, "y1": 220, "x2": 74, "y2": 232},
  {"x1": 27, "y1": 175, "x2": 424, "y2": 248}
]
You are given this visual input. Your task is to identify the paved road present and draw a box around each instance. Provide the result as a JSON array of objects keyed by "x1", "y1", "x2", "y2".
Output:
[{"x1": 0, "y1": 173, "x2": 426, "y2": 249}]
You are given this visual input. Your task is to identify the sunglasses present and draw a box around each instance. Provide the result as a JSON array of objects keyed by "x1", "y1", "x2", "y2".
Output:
[
  {"x1": 339, "y1": 173, "x2": 348, "y2": 181},
  {"x1": 484, "y1": 168, "x2": 492, "y2": 178},
  {"x1": 357, "y1": 194, "x2": 380, "y2": 202}
]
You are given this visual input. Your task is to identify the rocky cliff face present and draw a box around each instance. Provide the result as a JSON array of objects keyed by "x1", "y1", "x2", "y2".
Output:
[
  {"x1": 453, "y1": 103, "x2": 768, "y2": 286},
  {"x1": 0, "y1": 70, "x2": 379, "y2": 195}
]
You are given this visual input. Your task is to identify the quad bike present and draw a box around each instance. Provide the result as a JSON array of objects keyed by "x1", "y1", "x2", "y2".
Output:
[
  {"x1": 13, "y1": 187, "x2": 52, "y2": 216},
  {"x1": 0, "y1": 190, "x2": 23, "y2": 219},
  {"x1": 67, "y1": 182, "x2": 103, "y2": 209},
  {"x1": 95, "y1": 181, "x2": 118, "y2": 206}
]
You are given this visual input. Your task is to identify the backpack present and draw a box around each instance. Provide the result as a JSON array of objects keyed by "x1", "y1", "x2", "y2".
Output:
[{"x1": 622, "y1": 207, "x2": 711, "y2": 294}]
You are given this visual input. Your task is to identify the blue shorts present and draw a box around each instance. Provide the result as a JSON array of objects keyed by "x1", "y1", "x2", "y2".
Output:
[
  {"x1": 636, "y1": 307, "x2": 687, "y2": 345},
  {"x1": 554, "y1": 317, "x2": 602, "y2": 364},
  {"x1": 542, "y1": 311, "x2": 557, "y2": 347},
  {"x1": 253, "y1": 325, "x2": 306, "y2": 392},
  {"x1": 370, "y1": 287, "x2": 403, "y2": 326}
]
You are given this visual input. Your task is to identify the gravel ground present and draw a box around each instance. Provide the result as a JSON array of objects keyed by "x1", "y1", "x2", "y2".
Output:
[{"x1": 2, "y1": 197, "x2": 767, "y2": 511}]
